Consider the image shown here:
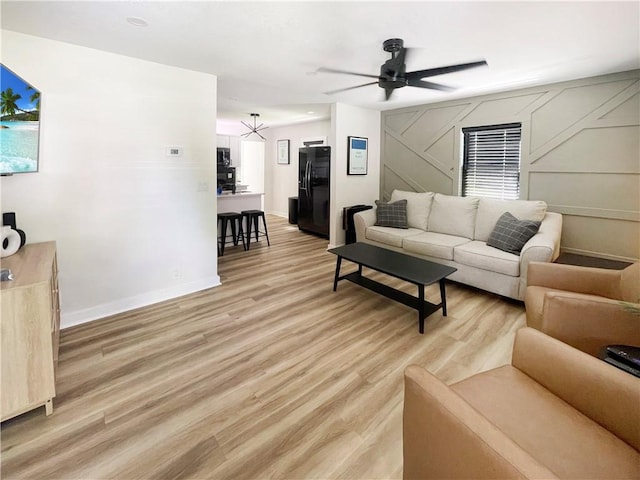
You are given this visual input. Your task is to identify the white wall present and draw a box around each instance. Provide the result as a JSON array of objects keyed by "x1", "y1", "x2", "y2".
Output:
[
  {"x1": 329, "y1": 103, "x2": 381, "y2": 247},
  {"x1": 240, "y1": 140, "x2": 265, "y2": 197},
  {"x1": 1, "y1": 31, "x2": 220, "y2": 328},
  {"x1": 264, "y1": 120, "x2": 330, "y2": 217},
  {"x1": 216, "y1": 119, "x2": 248, "y2": 137}
]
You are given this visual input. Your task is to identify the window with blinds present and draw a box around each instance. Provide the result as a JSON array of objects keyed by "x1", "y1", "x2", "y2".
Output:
[{"x1": 461, "y1": 123, "x2": 522, "y2": 200}]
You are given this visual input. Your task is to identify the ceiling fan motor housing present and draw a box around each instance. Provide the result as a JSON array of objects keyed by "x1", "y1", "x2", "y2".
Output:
[
  {"x1": 383, "y1": 38, "x2": 404, "y2": 53},
  {"x1": 379, "y1": 38, "x2": 407, "y2": 89}
]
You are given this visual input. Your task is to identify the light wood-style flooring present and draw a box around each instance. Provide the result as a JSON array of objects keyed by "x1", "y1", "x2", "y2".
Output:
[{"x1": 1, "y1": 215, "x2": 526, "y2": 479}]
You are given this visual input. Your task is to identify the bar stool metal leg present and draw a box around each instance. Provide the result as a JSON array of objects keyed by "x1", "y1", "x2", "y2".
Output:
[
  {"x1": 260, "y1": 212, "x2": 270, "y2": 246},
  {"x1": 219, "y1": 216, "x2": 229, "y2": 257},
  {"x1": 236, "y1": 218, "x2": 246, "y2": 250}
]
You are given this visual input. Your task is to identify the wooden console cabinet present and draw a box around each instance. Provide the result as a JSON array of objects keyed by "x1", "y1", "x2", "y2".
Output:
[{"x1": 1, "y1": 242, "x2": 60, "y2": 421}]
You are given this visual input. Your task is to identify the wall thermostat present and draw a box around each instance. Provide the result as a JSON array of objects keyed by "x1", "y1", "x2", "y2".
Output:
[{"x1": 166, "y1": 147, "x2": 183, "y2": 157}]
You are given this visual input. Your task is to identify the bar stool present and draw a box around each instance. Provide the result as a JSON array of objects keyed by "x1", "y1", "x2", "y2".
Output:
[
  {"x1": 217, "y1": 212, "x2": 246, "y2": 256},
  {"x1": 241, "y1": 210, "x2": 271, "y2": 250}
]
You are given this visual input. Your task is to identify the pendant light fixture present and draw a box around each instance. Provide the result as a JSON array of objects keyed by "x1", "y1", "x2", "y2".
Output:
[{"x1": 241, "y1": 113, "x2": 268, "y2": 140}]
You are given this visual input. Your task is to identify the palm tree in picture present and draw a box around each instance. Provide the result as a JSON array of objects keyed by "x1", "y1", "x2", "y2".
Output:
[
  {"x1": 1, "y1": 87, "x2": 22, "y2": 116},
  {"x1": 27, "y1": 85, "x2": 40, "y2": 111}
]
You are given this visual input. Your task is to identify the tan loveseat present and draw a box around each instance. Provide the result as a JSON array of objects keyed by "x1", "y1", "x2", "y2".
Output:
[
  {"x1": 525, "y1": 261, "x2": 640, "y2": 356},
  {"x1": 354, "y1": 190, "x2": 563, "y2": 300},
  {"x1": 403, "y1": 327, "x2": 640, "y2": 479}
]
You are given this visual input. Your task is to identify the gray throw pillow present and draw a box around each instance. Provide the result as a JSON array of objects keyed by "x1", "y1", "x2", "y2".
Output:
[
  {"x1": 375, "y1": 199, "x2": 408, "y2": 229},
  {"x1": 486, "y1": 212, "x2": 541, "y2": 255}
]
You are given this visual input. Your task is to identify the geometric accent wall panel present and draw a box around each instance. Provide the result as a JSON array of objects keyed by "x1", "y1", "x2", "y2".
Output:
[
  {"x1": 424, "y1": 127, "x2": 456, "y2": 173},
  {"x1": 385, "y1": 110, "x2": 419, "y2": 131},
  {"x1": 562, "y1": 215, "x2": 640, "y2": 260},
  {"x1": 383, "y1": 133, "x2": 452, "y2": 195},
  {"x1": 382, "y1": 165, "x2": 414, "y2": 199},
  {"x1": 461, "y1": 93, "x2": 545, "y2": 125},
  {"x1": 403, "y1": 104, "x2": 469, "y2": 147},
  {"x1": 532, "y1": 126, "x2": 640, "y2": 173},
  {"x1": 529, "y1": 172, "x2": 640, "y2": 214},
  {"x1": 530, "y1": 79, "x2": 635, "y2": 150},
  {"x1": 600, "y1": 91, "x2": 640, "y2": 121}
]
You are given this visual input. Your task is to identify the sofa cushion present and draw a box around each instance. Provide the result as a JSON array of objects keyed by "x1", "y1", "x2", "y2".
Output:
[
  {"x1": 428, "y1": 194, "x2": 479, "y2": 239},
  {"x1": 403, "y1": 232, "x2": 471, "y2": 261},
  {"x1": 475, "y1": 198, "x2": 547, "y2": 242},
  {"x1": 365, "y1": 226, "x2": 424, "y2": 248},
  {"x1": 374, "y1": 199, "x2": 408, "y2": 228},
  {"x1": 487, "y1": 212, "x2": 541, "y2": 255},
  {"x1": 452, "y1": 365, "x2": 640, "y2": 479},
  {"x1": 390, "y1": 190, "x2": 434, "y2": 231},
  {"x1": 455, "y1": 240, "x2": 520, "y2": 277}
]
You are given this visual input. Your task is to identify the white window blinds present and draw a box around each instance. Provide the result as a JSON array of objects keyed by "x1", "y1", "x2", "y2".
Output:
[{"x1": 462, "y1": 123, "x2": 522, "y2": 200}]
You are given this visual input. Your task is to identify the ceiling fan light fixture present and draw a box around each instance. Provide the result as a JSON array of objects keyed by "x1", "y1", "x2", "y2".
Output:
[{"x1": 241, "y1": 113, "x2": 268, "y2": 140}]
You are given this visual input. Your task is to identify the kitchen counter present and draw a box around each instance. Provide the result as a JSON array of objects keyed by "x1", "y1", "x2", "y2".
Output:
[
  {"x1": 217, "y1": 192, "x2": 264, "y2": 212},
  {"x1": 217, "y1": 191, "x2": 263, "y2": 197}
]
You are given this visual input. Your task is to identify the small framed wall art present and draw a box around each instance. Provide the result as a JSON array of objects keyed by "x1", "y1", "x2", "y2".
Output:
[
  {"x1": 277, "y1": 139, "x2": 290, "y2": 164},
  {"x1": 347, "y1": 136, "x2": 368, "y2": 175}
]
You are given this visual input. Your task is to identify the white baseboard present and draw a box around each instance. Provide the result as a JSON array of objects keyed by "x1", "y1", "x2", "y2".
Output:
[
  {"x1": 266, "y1": 210, "x2": 287, "y2": 218},
  {"x1": 61, "y1": 275, "x2": 222, "y2": 329}
]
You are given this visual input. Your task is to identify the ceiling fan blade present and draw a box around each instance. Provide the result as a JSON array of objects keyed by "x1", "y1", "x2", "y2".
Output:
[
  {"x1": 317, "y1": 67, "x2": 380, "y2": 80},
  {"x1": 241, "y1": 130, "x2": 267, "y2": 140},
  {"x1": 406, "y1": 60, "x2": 488, "y2": 80},
  {"x1": 406, "y1": 78, "x2": 455, "y2": 92},
  {"x1": 324, "y1": 81, "x2": 378, "y2": 95}
]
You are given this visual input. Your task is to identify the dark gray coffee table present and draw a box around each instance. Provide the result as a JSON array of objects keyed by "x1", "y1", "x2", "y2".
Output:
[{"x1": 329, "y1": 242, "x2": 457, "y2": 334}]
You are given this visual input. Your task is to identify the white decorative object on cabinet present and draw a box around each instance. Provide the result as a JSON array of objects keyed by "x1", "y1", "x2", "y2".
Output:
[
  {"x1": 1, "y1": 242, "x2": 60, "y2": 421},
  {"x1": 1, "y1": 226, "x2": 21, "y2": 258}
]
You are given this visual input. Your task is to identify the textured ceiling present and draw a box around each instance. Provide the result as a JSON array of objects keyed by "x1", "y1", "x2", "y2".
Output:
[{"x1": 2, "y1": 1, "x2": 639, "y2": 130}]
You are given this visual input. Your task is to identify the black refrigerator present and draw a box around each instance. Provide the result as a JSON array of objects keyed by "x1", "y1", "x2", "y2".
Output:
[{"x1": 298, "y1": 146, "x2": 331, "y2": 237}]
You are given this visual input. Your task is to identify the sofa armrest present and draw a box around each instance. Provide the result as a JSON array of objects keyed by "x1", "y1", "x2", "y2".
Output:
[
  {"x1": 517, "y1": 212, "x2": 563, "y2": 299},
  {"x1": 403, "y1": 365, "x2": 557, "y2": 479},
  {"x1": 527, "y1": 262, "x2": 624, "y2": 299},
  {"x1": 512, "y1": 328, "x2": 640, "y2": 452},
  {"x1": 540, "y1": 291, "x2": 640, "y2": 356},
  {"x1": 354, "y1": 208, "x2": 376, "y2": 242}
]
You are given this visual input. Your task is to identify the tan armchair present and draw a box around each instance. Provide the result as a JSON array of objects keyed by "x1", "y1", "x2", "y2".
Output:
[
  {"x1": 403, "y1": 327, "x2": 640, "y2": 479},
  {"x1": 525, "y1": 261, "x2": 640, "y2": 356}
]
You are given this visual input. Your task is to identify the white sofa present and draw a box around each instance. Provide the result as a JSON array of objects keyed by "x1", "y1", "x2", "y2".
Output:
[{"x1": 354, "y1": 191, "x2": 563, "y2": 300}]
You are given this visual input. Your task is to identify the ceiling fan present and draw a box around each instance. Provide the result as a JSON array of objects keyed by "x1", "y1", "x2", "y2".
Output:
[{"x1": 318, "y1": 38, "x2": 488, "y2": 100}]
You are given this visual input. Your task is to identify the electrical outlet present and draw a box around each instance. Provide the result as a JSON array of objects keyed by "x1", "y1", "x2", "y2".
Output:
[
  {"x1": 197, "y1": 182, "x2": 209, "y2": 192},
  {"x1": 166, "y1": 146, "x2": 183, "y2": 157}
]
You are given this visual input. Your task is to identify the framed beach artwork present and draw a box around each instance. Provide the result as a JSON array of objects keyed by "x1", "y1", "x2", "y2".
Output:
[
  {"x1": 347, "y1": 136, "x2": 368, "y2": 175},
  {"x1": 0, "y1": 65, "x2": 41, "y2": 175}
]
